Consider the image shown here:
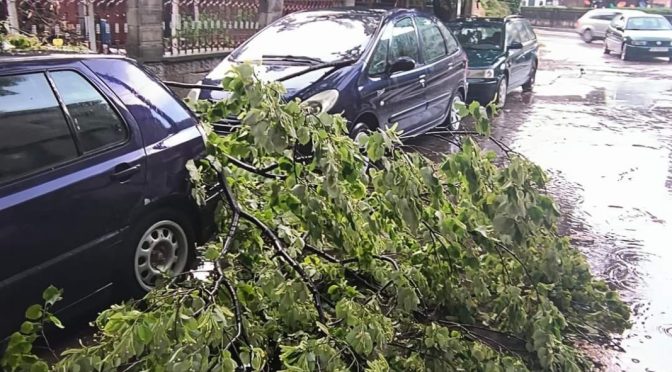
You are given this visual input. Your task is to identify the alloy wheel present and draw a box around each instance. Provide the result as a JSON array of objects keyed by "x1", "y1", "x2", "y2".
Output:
[
  {"x1": 497, "y1": 77, "x2": 508, "y2": 108},
  {"x1": 134, "y1": 220, "x2": 189, "y2": 291}
]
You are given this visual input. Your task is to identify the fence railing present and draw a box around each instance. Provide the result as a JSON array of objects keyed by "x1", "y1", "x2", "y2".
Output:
[
  {"x1": 521, "y1": 6, "x2": 672, "y2": 29},
  {"x1": 3, "y1": 0, "x2": 342, "y2": 57}
]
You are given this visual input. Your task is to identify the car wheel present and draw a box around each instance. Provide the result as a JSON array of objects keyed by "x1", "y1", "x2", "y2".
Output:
[
  {"x1": 582, "y1": 29, "x2": 593, "y2": 43},
  {"x1": 620, "y1": 44, "x2": 629, "y2": 61},
  {"x1": 495, "y1": 76, "x2": 508, "y2": 109},
  {"x1": 447, "y1": 92, "x2": 464, "y2": 131},
  {"x1": 522, "y1": 63, "x2": 537, "y2": 93},
  {"x1": 603, "y1": 42, "x2": 610, "y2": 55},
  {"x1": 123, "y1": 209, "x2": 195, "y2": 296}
]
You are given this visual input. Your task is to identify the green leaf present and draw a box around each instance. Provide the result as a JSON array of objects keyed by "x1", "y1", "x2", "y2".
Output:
[
  {"x1": 20, "y1": 321, "x2": 34, "y2": 335},
  {"x1": 30, "y1": 361, "x2": 49, "y2": 372},
  {"x1": 136, "y1": 321, "x2": 152, "y2": 344},
  {"x1": 48, "y1": 314, "x2": 64, "y2": 329},
  {"x1": 25, "y1": 304, "x2": 42, "y2": 321},
  {"x1": 42, "y1": 285, "x2": 63, "y2": 307},
  {"x1": 297, "y1": 127, "x2": 311, "y2": 145}
]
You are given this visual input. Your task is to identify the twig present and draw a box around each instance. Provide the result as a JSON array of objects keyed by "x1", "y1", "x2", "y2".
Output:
[
  {"x1": 224, "y1": 154, "x2": 286, "y2": 179},
  {"x1": 493, "y1": 242, "x2": 542, "y2": 303}
]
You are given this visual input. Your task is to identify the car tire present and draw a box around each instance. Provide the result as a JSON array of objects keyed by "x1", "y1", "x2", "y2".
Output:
[
  {"x1": 447, "y1": 92, "x2": 464, "y2": 131},
  {"x1": 582, "y1": 29, "x2": 593, "y2": 43},
  {"x1": 603, "y1": 42, "x2": 610, "y2": 55},
  {"x1": 495, "y1": 76, "x2": 508, "y2": 109},
  {"x1": 620, "y1": 44, "x2": 630, "y2": 61},
  {"x1": 522, "y1": 63, "x2": 537, "y2": 93},
  {"x1": 120, "y1": 209, "x2": 196, "y2": 298}
]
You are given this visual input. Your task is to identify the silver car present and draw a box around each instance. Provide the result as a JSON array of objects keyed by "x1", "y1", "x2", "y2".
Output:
[{"x1": 576, "y1": 9, "x2": 645, "y2": 43}]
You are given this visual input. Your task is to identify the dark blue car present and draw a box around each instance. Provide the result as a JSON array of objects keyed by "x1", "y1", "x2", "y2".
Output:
[
  {"x1": 190, "y1": 8, "x2": 468, "y2": 138},
  {"x1": 0, "y1": 54, "x2": 215, "y2": 339}
]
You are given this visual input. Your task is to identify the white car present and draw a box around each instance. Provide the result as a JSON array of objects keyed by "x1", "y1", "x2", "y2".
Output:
[{"x1": 576, "y1": 8, "x2": 645, "y2": 43}]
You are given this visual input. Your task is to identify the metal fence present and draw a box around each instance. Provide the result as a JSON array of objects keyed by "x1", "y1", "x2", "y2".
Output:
[
  {"x1": 520, "y1": 7, "x2": 587, "y2": 28},
  {"x1": 3, "y1": 0, "x2": 341, "y2": 56},
  {"x1": 162, "y1": 0, "x2": 260, "y2": 55}
]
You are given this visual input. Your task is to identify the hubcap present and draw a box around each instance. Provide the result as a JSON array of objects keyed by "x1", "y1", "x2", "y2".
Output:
[
  {"x1": 583, "y1": 30, "x2": 592, "y2": 42},
  {"x1": 134, "y1": 220, "x2": 189, "y2": 291},
  {"x1": 498, "y1": 78, "x2": 508, "y2": 107},
  {"x1": 449, "y1": 96, "x2": 463, "y2": 131}
]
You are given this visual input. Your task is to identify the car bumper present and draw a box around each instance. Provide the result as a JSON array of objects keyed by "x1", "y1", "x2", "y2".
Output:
[
  {"x1": 626, "y1": 45, "x2": 671, "y2": 58},
  {"x1": 466, "y1": 78, "x2": 499, "y2": 105}
]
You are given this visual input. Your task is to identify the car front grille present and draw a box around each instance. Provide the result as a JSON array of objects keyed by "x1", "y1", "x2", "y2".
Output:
[{"x1": 211, "y1": 116, "x2": 242, "y2": 135}]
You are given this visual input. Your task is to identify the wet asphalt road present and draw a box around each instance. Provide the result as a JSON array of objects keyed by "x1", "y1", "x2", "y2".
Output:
[{"x1": 416, "y1": 29, "x2": 672, "y2": 371}]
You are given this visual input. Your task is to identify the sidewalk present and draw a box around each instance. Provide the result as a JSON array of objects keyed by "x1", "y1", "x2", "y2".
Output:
[{"x1": 533, "y1": 26, "x2": 577, "y2": 34}]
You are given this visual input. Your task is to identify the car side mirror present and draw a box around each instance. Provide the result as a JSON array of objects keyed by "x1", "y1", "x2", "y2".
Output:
[
  {"x1": 508, "y1": 41, "x2": 523, "y2": 50},
  {"x1": 615, "y1": 26, "x2": 624, "y2": 32},
  {"x1": 388, "y1": 57, "x2": 416, "y2": 74}
]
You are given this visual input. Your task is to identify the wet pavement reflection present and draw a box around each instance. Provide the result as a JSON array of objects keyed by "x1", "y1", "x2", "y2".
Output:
[{"x1": 415, "y1": 29, "x2": 672, "y2": 371}]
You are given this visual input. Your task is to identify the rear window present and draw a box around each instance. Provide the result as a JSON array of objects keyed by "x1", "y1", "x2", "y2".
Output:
[
  {"x1": 0, "y1": 73, "x2": 78, "y2": 184},
  {"x1": 231, "y1": 11, "x2": 382, "y2": 62}
]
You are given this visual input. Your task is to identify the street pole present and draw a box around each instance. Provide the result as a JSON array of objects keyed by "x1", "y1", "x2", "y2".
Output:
[
  {"x1": 85, "y1": 1, "x2": 97, "y2": 52},
  {"x1": 171, "y1": 0, "x2": 179, "y2": 50},
  {"x1": 6, "y1": 0, "x2": 19, "y2": 34}
]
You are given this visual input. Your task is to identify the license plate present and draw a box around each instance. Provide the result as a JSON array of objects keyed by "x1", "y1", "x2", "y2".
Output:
[{"x1": 650, "y1": 47, "x2": 669, "y2": 52}]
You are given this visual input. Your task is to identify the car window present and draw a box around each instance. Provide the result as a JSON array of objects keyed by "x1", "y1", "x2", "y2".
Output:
[
  {"x1": 437, "y1": 22, "x2": 460, "y2": 54},
  {"x1": 0, "y1": 73, "x2": 78, "y2": 184},
  {"x1": 50, "y1": 71, "x2": 127, "y2": 153},
  {"x1": 514, "y1": 21, "x2": 532, "y2": 43},
  {"x1": 611, "y1": 16, "x2": 625, "y2": 29},
  {"x1": 592, "y1": 13, "x2": 617, "y2": 21},
  {"x1": 521, "y1": 21, "x2": 536, "y2": 41},
  {"x1": 389, "y1": 18, "x2": 420, "y2": 65},
  {"x1": 416, "y1": 16, "x2": 447, "y2": 63},
  {"x1": 506, "y1": 22, "x2": 521, "y2": 45},
  {"x1": 368, "y1": 17, "x2": 419, "y2": 76}
]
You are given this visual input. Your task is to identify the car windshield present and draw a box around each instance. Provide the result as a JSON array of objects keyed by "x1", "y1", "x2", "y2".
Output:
[
  {"x1": 448, "y1": 23, "x2": 504, "y2": 50},
  {"x1": 230, "y1": 11, "x2": 381, "y2": 63},
  {"x1": 626, "y1": 17, "x2": 672, "y2": 30}
]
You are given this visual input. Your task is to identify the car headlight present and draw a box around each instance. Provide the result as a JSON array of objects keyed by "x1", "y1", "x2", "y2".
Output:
[
  {"x1": 630, "y1": 40, "x2": 647, "y2": 46},
  {"x1": 187, "y1": 85, "x2": 201, "y2": 102},
  {"x1": 302, "y1": 90, "x2": 339, "y2": 114},
  {"x1": 467, "y1": 68, "x2": 495, "y2": 79}
]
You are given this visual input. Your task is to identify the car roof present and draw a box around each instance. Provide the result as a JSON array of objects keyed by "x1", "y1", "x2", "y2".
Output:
[
  {"x1": 587, "y1": 8, "x2": 644, "y2": 13},
  {"x1": 447, "y1": 15, "x2": 527, "y2": 24},
  {"x1": 291, "y1": 7, "x2": 431, "y2": 20},
  {"x1": 0, "y1": 52, "x2": 127, "y2": 64}
]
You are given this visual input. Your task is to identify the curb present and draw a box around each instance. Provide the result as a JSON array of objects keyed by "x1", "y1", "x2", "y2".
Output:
[{"x1": 533, "y1": 26, "x2": 577, "y2": 34}]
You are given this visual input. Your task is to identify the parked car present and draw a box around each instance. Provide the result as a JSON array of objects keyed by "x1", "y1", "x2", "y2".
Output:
[
  {"x1": 604, "y1": 13, "x2": 672, "y2": 61},
  {"x1": 190, "y1": 8, "x2": 468, "y2": 137},
  {"x1": 0, "y1": 54, "x2": 217, "y2": 339},
  {"x1": 445, "y1": 16, "x2": 538, "y2": 108},
  {"x1": 575, "y1": 9, "x2": 645, "y2": 43}
]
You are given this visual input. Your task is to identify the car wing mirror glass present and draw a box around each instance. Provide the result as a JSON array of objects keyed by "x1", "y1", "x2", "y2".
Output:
[{"x1": 388, "y1": 57, "x2": 416, "y2": 75}]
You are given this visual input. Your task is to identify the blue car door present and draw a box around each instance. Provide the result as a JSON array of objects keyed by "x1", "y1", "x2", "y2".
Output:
[
  {"x1": 0, "y1": 65, "x2": 146, "y2": 338},
  {"x1": 415, "y1": 16, "x2": 465, "y2": 129},
  {"x1": 360, "y1": 16, "x2": 427, "y2": 136}
]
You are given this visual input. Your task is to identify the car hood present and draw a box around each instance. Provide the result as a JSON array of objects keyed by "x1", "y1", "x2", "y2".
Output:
[
  {"x1": 199, "y1": 59, "x2": 334, "y2": 101},
  {"x1": 624, "y1": 30, "x2": 672, "y2": 41},
  {"x1": 464, "y1": 49, "x2": 505, "y2": 68}
]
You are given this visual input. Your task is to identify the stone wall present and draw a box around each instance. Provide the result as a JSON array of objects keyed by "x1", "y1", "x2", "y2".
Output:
[{"x1": 145, "y1": 51, "x2": 229, "y2": 97}]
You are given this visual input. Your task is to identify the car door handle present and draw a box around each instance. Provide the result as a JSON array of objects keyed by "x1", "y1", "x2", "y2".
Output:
[
  {"x1": 111, "y1": 164, "x2": 141, "y2": 182},
  {"x1": 418, "y1": 75, "x2": 426, "y2": 87}
]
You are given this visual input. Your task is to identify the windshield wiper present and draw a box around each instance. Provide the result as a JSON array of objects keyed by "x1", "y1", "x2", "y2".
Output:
[
  {"x1": 262, "y1": 54, "x2": 325, "y2": 65},
  {"x1": 277, "y1": 59, "x2": 357, "y2": 82}
]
